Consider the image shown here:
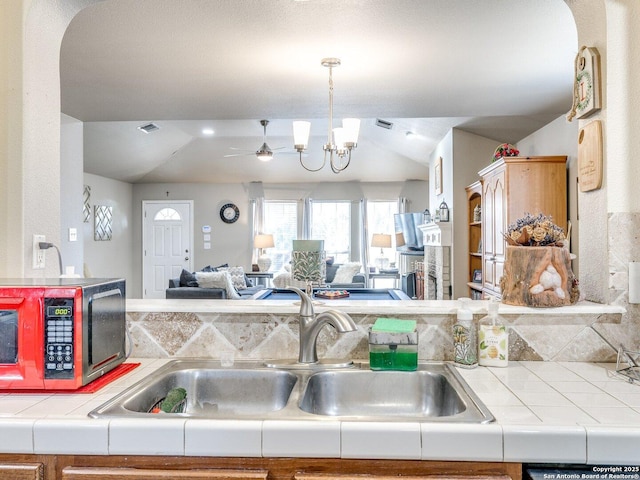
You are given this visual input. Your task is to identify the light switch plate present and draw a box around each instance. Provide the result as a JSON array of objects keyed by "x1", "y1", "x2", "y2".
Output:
[{"x1": 69, "y1": 227, "x2": 77, "y2": 242}]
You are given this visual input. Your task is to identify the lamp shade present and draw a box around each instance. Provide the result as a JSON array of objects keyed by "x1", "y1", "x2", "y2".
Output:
[
  {"x1": 333, "y1": 127, "x2": 346, "y2": 150},
  {"x1": 292, "y1": 239, "x2": 324, "y2": 252},
  {"x1": 371, "y1": 233, "x2": 392, "y2": 249},
  {"x1": 254, "y1": 234, "x2": 274, "y2": 249},
  {"x1": 342, "y1": 118, "x2": 360, "y2": 144},
  {"x1": 293, "y1": 121, "x2": 311, "y2": 148}
]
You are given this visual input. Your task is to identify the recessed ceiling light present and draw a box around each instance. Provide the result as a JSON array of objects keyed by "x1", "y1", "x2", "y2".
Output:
[{"x1": 202, "y1": 128, "x2": 215, "y2": 136}]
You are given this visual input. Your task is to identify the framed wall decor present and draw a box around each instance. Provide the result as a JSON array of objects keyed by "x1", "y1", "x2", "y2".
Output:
[
  {"x1": 573, "y1": 46, "x2": 602, "y2": 119},
  {"x1": 472, "y1": 269, "x2": 482, "y2": 283},
  {"x1": 94, "y1": 205, "x2": 113, "y2": 241},
  {"x1": 83, "y1": 185, "x2": 91, "y2": 223},
  {"x1": 434, "y1": 156, "x2": 443, "y2": 195}
]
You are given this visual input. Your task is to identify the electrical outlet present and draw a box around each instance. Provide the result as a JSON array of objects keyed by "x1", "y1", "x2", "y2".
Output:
[{"x1": 33, "y1": 234, "x2": 46, "y2": 269}]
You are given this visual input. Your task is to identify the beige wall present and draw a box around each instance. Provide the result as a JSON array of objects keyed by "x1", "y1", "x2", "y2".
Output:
[
  {"x1": 1, "y1": 0, "x2": 638, "y2": 313},
  {"x1": 0, "y1": 1, "x2": 26, "y2": 276},
  {"x1": 0, "y1": 0, "x2": 102, "y2": 278}
]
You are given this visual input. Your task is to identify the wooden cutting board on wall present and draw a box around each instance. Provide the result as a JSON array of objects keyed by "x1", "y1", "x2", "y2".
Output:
[{"x1": 578, "y1": 120, "x2": 603, "y2": 192}]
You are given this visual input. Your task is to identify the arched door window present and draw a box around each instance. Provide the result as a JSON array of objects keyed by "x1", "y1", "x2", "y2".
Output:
[{"x1": 154, "y1": 208, "x2": 181, "y2": 221}]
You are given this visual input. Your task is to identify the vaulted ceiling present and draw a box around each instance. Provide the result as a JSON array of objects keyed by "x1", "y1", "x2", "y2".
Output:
[{"x1": 60, "y1": 0, "x2": 578, "y2": 184}]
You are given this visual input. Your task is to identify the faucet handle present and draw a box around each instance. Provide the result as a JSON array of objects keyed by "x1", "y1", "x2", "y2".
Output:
[{"x1": 287, "y1": 286, "x2": 315, "y2": 317}]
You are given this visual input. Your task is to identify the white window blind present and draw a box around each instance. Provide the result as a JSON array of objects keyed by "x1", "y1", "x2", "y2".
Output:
[
  {"x1": 311, "y1": 201, "x2": 351, "y2": 263},
  {"x1": 263, "y1": 201, "x2": 298, "y2": 271}
]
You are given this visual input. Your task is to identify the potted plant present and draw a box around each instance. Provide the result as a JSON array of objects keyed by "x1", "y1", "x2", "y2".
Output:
[{"x1": 492, "y1": 143, "x2": 519, "y2": 162}]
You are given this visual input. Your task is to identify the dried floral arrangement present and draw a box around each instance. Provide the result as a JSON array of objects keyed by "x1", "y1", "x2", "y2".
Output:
[
  {"x1": 505, "y1": 213, "x2": 566, "y2": 247},
  {"x1": 492, "y1": 143, "x2": 519, "y2": 162}
]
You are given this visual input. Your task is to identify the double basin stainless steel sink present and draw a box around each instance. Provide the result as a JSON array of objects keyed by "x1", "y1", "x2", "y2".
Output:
[{"x1": 89, "y1": 359, "x2": 494, "y2": 423}]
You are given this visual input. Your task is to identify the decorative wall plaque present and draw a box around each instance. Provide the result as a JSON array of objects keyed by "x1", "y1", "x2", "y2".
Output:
[
  {"x1": 83, "y1": 185, "x2": 91, "y2": 223},
  {"x1": 578, "y1": 120, "x2": 603, "y2": 192},
  {"x1": 94, "y1": 205, "x2": 113, "y2": 241}
]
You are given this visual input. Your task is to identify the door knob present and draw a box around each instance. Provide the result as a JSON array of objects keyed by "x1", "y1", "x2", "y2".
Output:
[{"x1": 185, "y1": 256, "x2": 189, "y2": 261}]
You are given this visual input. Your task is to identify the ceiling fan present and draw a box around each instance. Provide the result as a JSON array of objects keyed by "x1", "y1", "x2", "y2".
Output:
[{"x1": 224, "y1": 119, "x2": 284, "y2": 161}]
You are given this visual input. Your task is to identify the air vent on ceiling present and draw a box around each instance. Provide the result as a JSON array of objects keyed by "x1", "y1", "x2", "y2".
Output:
[
  {"x1": 375, "y1": 118, "x2": 394, "y2": 130},
  {"x1": 137, "y1": 122, "x2": 160, "y2": 134}
]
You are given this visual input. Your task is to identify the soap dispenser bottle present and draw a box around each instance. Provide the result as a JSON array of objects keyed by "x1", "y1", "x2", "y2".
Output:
[
  {"x1": 478, "y1": 297, "x2": 508, "y2": 367},
  {"x1": 453, "y1": 297, "x2": 477, "y2": 368}
]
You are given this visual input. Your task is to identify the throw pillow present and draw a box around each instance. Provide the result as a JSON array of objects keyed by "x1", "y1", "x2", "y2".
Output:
[
  {"x1": 273, "y1": 271, "x2": 291, "y2": 289},
  {"x1": 218, "y1": 266, "x2": 247, "y2": 290},
  {"x1": 332, "y1": 262, "x2": 362, "y2": 284},
  {"x1": 201, "y1": 263, "x2": 229, "y2": 272},
  {"x1": 195, "y1": 271, "x2": 241, "y2": 299},
  {"x1": 179, "y1": 269, "x2": 198, "y2": 287}
]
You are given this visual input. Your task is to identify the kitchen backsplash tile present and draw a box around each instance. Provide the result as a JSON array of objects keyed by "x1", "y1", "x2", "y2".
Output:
[{"x1": 127, "y1": 308, "x2": 620, "y2": 362}]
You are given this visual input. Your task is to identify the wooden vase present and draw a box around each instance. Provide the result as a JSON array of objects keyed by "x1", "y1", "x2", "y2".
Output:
[{"x1": 500, "y1": 246, "x2": 579, "y2": 307}]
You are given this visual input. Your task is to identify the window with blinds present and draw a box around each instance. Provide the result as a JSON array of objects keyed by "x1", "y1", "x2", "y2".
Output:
[
  {"x1": 311, "y1": 201, "x2": 351, "y2": 264},
  {"x1": 263, "y1": 201, "x2": 298, "y2": 271}
]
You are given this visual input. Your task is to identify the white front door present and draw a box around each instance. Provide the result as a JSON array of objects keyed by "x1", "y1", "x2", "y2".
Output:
[{"x1": 142, "y1": 201, "x2": 194, "y2": 298}]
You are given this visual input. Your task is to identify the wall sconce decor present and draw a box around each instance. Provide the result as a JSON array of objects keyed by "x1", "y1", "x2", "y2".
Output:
[
  {"x1": 94, "y1": 205, "x2": 113, "y2": 241},
  {"x1": 83, "y1": 185, "x2": 91, "y2": 223}
]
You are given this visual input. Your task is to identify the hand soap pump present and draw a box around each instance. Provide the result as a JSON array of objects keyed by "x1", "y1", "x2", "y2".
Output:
[
  {"x1": 453, "y1": 297, "x2": 477, "y2": 368},
  {"x1": 478, "y1": 297, "x2": 508, "y2": 367}
]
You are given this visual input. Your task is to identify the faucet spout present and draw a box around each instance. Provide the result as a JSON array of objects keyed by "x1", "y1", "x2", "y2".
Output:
[
  {"x1": 299, "y1": 309, "x2": 357, "y2": 364},
  {"x1": 287, "y1": 286, "x2": 357, "y2": 365}
]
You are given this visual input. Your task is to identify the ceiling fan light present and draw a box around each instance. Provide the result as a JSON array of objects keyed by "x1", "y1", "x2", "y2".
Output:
[
  {"x1": 342, "y1": 118, "x2": 360, "y2": 144},
  {"x1": 257, "y1": 151, "x2": 273, "y2": 162},
  {"x1": 293, "y1": 121, "x2": 311, "y2": 149}
]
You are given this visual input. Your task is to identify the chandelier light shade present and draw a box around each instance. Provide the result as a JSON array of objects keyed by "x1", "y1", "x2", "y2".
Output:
[
  {"x1": 294, "y1": 58, "x2": 360, "y2": 174},
  {"x1": 293, "y1": 121, "x2": 311, "y2": 150}
]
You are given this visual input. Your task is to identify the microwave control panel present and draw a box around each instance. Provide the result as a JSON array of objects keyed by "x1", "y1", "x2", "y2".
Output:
[{"x1": 43, "y1": 298, "x2": 74, "y2": 379}]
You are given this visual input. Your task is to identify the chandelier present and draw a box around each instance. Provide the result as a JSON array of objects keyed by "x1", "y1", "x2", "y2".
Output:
[{"x1": 292, "y1": 58, "x2": 360, "y2": 173}]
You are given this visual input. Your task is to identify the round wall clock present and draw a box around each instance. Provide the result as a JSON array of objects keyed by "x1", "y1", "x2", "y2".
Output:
[{"x1": 220, "y1": 203, "x2": 240, "y2": 223}]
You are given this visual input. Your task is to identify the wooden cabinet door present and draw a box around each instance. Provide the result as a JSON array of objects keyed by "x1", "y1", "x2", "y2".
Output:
[
  {"x1": 62, "y1": 467, "x2": 268, "y2": 480},
  {"x1": 0, "y1": 463, "x2": 44, "y2": 480},
  {"x1": 482, "y1": 167, "x2": 505, "y2": 295},
  {"x1": 297, "y1": 474, "x2": 513, "y2": 480}
]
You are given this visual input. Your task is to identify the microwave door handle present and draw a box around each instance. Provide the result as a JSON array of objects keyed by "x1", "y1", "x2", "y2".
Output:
[{"x1": 0, "y1": 298, "x2": 25, "y2": 308}]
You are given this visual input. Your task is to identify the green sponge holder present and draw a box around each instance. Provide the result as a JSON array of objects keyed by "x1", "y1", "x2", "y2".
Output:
[{"x1": 368, "y1": 318, "x2": 418, "y2": 371}]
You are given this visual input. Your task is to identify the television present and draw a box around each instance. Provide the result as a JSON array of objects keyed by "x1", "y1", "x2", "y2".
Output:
[{"x1": 394, "y1": 212, "x2": 424, "y2": 251}]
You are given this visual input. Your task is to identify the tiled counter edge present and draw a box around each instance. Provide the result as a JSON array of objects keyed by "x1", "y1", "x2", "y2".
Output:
[{"x1": 3, "y1": 416, "x2": 640, "y2": 465}]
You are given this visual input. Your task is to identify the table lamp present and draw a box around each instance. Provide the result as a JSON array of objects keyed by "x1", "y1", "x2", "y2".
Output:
[
  {"x1": 371, "y1": 233, "x2": 392, "y2": 271},
  {"x1": 254, "y1": 234, "x2": 275, "y2": 272}
]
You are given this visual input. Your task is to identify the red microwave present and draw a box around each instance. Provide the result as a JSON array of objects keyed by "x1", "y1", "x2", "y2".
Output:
[{"x1": 0, "y1": 278, "x2": 126, "y2": 390}]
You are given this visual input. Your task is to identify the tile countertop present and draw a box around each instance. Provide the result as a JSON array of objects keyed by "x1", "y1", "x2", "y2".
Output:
[
  {"x1": 1, "y1": 359, "x2": 640, "y2": 465},
  {"x1": 127, "y1": 298, "x2": 624, "y2": 316}
]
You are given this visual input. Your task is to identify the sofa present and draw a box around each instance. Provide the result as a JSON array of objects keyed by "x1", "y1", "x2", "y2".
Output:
[
  {"x1": 272, "y1": 261, "x2": 365, "y2": 289},
  {"x1": 165, "y1": 266, "x2": 264, "y2": 299}
]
